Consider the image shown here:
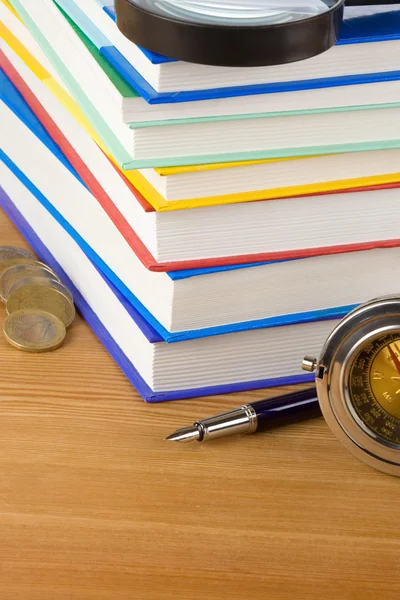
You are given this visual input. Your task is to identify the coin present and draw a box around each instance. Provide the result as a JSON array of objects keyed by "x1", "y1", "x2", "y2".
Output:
[
  {"x1": 7, "y1": 275, "x2": 74, "y2": 306},
  {"x1": 7, "y1": 280, "x2": 75, "y2": 328},
  {"x1": 0, "y1": 264, "x2": 60, "y2": 302},
  {"x1": 3, "y1": 309, "x2": 66, "y2": 352},
  {"x1": 0, "y1": 246, "x2": 36, "y2": 265},
  {"x1": 0, "y1": 258, "x2": 52, "y2": 278}
]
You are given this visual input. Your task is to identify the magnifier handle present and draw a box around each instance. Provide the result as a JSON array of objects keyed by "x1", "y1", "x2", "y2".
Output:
[{"x1": 250, "y1": 387, "x2": 321, "y2": 433}]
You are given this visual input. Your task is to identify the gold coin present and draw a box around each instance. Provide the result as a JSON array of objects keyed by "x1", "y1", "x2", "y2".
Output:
[
  {"x1": 7, "y1": 275, "x2": 74, "y2": 306},
  {"x1": 4, "y1": 309, "x2": 66, "y2": 353},
  {"x1": 0, "y1": 263, "x2": 60, "y2": 302},
  {"x1": 0, "y1": 258, "x2": 52, "y2": 278},
  {"x1": 0, "y1": 246, "x2": 36, "y2": 265},
  {"x1": 7, "y1": 281, "x2": 75, "y2": 328}
]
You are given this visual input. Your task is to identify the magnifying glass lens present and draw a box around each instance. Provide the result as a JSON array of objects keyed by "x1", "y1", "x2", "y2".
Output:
[{"x1": 132, "y1": 0, "x2": 337, "y2": 25}]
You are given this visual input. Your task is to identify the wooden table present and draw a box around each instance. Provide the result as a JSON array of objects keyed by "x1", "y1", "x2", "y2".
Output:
[{"x1": 0, "y1": 209, "x2": 399, "y2": 600}]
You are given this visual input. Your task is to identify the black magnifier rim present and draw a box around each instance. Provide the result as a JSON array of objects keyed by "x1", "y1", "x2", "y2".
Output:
[{"x1": 114, "y1": 0, "x2": 346, "y2": 67}]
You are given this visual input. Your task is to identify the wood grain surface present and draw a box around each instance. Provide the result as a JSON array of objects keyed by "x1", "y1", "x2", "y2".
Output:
[{"x1": 0, "y1": 209, "x2": 399, "y2": 600}]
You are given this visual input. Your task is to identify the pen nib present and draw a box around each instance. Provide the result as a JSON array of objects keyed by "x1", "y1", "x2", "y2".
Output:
[{"x1": 165, "y1": 425, "x2": 201, "y2": 443}]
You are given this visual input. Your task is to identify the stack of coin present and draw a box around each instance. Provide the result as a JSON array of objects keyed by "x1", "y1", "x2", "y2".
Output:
[{"x1": 0, "y1": 247, "x2": 75, "y2": 352}]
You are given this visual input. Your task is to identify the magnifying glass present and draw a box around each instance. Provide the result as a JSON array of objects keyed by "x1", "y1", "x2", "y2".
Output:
[{"x1": 113, "y1": 0, "x2": 381, "y2": 67}]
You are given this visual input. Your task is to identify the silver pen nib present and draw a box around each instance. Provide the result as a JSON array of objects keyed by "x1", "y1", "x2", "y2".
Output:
[
  {"x1": 165, "y1": 406, "x2": 257, "y2": 443},
  {"x1": 165, "y1": 425, "x2": 201, "y2": 443}
]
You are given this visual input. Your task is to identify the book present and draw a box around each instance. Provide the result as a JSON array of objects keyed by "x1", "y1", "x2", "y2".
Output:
[
  {"x1": 3, "y1": 50, "x2": 400, "y2": 278},
  {"x1": 138, "y1": 150, "x2": 400, "y2": 209},
  {"x1": 2, "y1": 175, "x2": 339, "y2": 402},
  {"x1": 40, "y1": 1, "x2": 400, "y2": 126},
  {"x1": 2, "y1": 92, "x2": 400, "y2": 344},
  {"x1": 8, "y1": 0, "x2": 400, "y2": 168},
  {"x1": 51, "y1": 0, "x2": 400, "y2": 102},
  {"x1": 2, "y1": 11, "x2": 399, "y2": 214},
  {"x1": 5, "y1": 0, "x2": 400, "y2": 127}
]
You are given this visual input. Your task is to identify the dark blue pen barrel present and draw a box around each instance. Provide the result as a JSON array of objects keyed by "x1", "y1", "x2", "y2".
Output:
[{"x1": 251, "y1": 388, "x2": 321, "y2": 432}]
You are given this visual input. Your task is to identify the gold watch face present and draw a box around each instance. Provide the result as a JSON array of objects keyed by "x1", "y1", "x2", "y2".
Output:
[{"x1": 348, "y1": 332, "x2": 400, "y2": 446}]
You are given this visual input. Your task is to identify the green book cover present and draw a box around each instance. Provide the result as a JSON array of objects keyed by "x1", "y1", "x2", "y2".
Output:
[{"x1": 54, "y1": 1, "x2": 139, "y2": 99}]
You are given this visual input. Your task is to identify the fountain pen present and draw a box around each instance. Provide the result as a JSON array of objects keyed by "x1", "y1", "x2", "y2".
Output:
[{"x1": 166, "y1": 387, "x2": 321, "y2": 443}]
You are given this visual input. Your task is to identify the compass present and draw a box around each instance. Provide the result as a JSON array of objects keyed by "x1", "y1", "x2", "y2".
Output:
[{"x1": 303, "y1": 295, "x2": 400, "y2": 476}]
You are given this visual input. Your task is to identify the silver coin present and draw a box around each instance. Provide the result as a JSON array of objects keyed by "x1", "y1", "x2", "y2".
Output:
[
  {"x1": 0, "y1": 246, "x2": 36, "y2": 265},
  {"x1": 0, "y1": 263, "x2": 60, "y2": 302}
]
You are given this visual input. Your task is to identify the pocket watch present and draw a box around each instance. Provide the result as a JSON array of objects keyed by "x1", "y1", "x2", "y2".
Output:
[{"x1": 302, "y1": 295, "x2": 400, "y2": 476}]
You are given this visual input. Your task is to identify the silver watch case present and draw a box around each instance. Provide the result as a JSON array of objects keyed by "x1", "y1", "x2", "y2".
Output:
[{"x1": 304, "y1": 295, "x2": 400, "y2": 477}]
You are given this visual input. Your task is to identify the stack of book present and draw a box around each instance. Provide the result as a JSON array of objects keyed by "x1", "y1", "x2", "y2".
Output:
[{"x1": 1, "y1": 0, "x2": 399, "y2": 401}]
